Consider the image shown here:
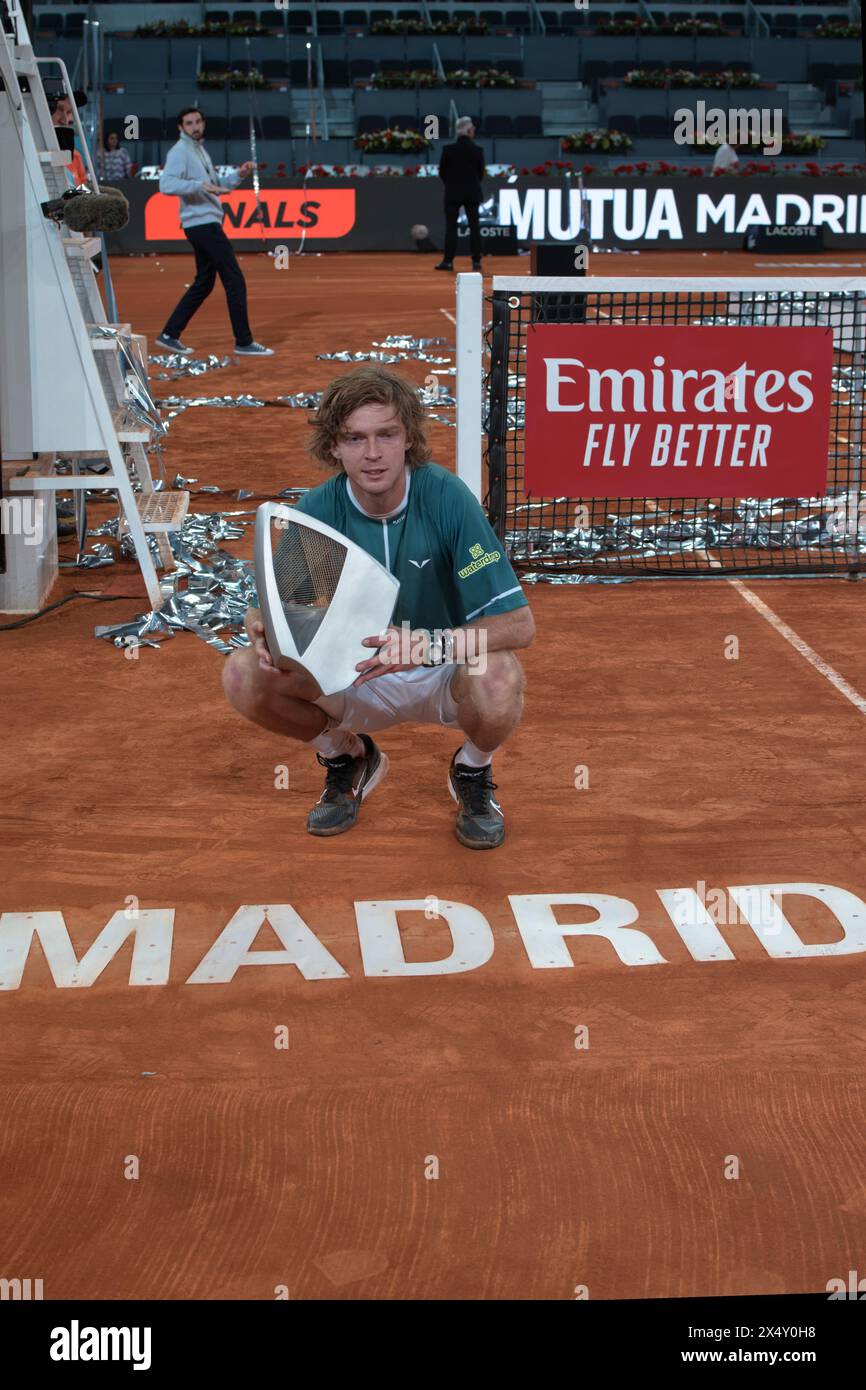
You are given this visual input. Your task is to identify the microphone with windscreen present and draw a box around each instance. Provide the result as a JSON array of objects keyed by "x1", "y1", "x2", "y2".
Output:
[{"x1": 254, "y1": 503, "x2": 400, "y2": 696}]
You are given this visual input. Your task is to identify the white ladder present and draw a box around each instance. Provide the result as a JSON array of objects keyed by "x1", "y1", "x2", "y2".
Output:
[{"x1": 0, "y1": 0, "x2": 187, "y2": 611}]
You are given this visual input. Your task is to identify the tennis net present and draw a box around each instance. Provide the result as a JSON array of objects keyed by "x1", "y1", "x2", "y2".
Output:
[{"x1": 483, "y1": 277, "x2": 866, "y2": 577}]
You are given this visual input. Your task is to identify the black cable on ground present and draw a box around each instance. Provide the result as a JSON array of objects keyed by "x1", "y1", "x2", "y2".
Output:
[{"x1": 0, "y1": 591, "x2": 145, "y2": 630}]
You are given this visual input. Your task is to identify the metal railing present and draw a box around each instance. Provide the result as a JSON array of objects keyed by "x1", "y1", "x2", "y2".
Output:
[
  {"x1": 529, "y1": 0, "x2": 546, "y2": 36},
  {"x1": 316, "y1": 40, "x2": 328, "y2": 140}
]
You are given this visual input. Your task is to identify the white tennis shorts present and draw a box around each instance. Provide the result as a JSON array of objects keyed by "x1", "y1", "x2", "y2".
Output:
[{"x1": 314, "y1": 664, "x2": 461, "y2": 734}]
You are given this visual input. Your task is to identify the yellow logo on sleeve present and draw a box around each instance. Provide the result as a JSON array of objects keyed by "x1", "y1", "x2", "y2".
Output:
[{"x1": 459, "y1": 541, "x2": 501, "y2": 579}]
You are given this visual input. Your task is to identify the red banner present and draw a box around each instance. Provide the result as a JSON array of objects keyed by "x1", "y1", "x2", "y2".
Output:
[
  {"x1": 144, "y1": 189, "x2": 356, "y2": 240},
  {"x1": 524, "y1": 326, "x2": 834, "y2": 498}
]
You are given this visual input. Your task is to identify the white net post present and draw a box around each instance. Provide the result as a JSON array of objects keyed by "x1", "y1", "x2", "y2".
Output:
[{"x1": 456, "y1": 271, "x2": 483, "y2": 502}]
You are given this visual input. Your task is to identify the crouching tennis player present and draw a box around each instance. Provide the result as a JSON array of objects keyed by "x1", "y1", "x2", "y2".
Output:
[{"x1": 223, "y1": 364, "x2": 534, "y2": 849}]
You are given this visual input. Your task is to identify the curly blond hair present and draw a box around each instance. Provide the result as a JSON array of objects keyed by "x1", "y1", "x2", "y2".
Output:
[{"x1": 306, "y1": 364, "x2": 430, "y2": 472}]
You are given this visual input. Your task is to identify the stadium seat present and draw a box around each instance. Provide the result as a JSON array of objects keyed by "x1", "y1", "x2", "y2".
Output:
[
  {"x1": 317, "y1": 9, "x2": 343, "y2": 32},
  {"x1": 721, "y1": 10, "x2": 742, "y2": 25},
  {"x1": 288, "y1": 8, "x2": 313, "y2": 31},
  {"x1": 261, "y1": 59, "x2": 289, "y2": 80},
  {"x1": 607, "y1": 60, "x2": 636, "y2": 77},
  {"x1": 369, "y1": 9, "x2": 393, "y2": 21},
  {"x1": 37, "y1": 12, "x2": 64, "y2": 37},
  {"x1": 349, "y1": 57, "x2": 377, "y2": 80},
  {"x1": 483, "y1": 115, "x2": 514, "y2": 135},
  {"x1": 205, "y1": 10, "x2": 230, "y2": 23},
  {"x1": 581, "y1": 61, "x2": 610, "y2": 84},
  {"x1": 135, "y1": 116, "x2": 164, "y2": 141},
  {"x1": 696, "y1": 60, "x2": 725, "y2": 74},
  {"x1": 64, "y1": 13, "x2": 85, "y2": 35},
  {"x1": 396, "y1": 8, "x2": 423, "y2": 18},
  {"x1": 539, "y1": 10, "x2": 564, "y2": 33},
  {"x1": 198, "y1": 115, "x2": 227, "y2": 138},
  {"x1": 505, "y1": 9, "x2": 531, "y2": 31},
  {"x1": 607, "y1": 113, "x2": 638, "y2": 135},
  {"x1": 809, "y1": 63, "x2": 836, "y2": 87},
  {"x1": 344, "y1": 10, "x2": 368, "y2": 27},
  {"x1": 380, "y1": 58, "x2": 408, "y2": 72},
  {"x1": 388, "y1": 113, "x2": 421, "y2": 131},
  {"x1": 638, "y1": 114, "x2": 672, "y2": 137},
  {"x1": 289, "y1": 60, "x2": 311, "y2": 85},
  {"x1": 480, "y1": 9, "x2": 503, "y2": 25},
  {"x1": 852, "y1": 117, "x2": 865, "y2": 142},
  {"x1": 357, "y1": 113, "x2": 388, "y2": 133},
  {"x1": 232, "y1": 10, "x2": 258, "y2": 25},
  {"x1": 323, "y1": 59, "x2": 349, "y2": 85},
  {"x1": 260, "y1": 9, "x2": 284, "y2": 27},
  {"x1": 428, "y1": 9, "x2": 450, "y2": 20},
  {"x1": 513, "y1": 113, "x2": 543, "y2": 136},
  {"x1": 261, "y1": 114, "x2": 292, "y2": 138},
  {"x1": 229, "y1": 115, "x2": 261, "y2": 139}
]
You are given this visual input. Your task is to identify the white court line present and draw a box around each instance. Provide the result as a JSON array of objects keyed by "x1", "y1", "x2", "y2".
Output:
[
  {"x1": 727, "y1": 577, "x2": 866, "y2": 717},
  {"x1": 755, "y1": 262, "x2": 866, "y2": 269},
  {"x1": 440, "y1": 308, "x2": 456, "y2": 324}
]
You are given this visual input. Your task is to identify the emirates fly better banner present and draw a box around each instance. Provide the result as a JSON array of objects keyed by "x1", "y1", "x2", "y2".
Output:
[{"x1": 524, "y1": 327, "x2": 834, "y2": 499}]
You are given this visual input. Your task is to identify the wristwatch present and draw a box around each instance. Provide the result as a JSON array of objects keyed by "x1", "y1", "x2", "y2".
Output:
[
  {"x1": 424, "y1": 632, "x2": 444, "y2": 666},
  {"x1": 423, "y1": 631, "x2": 455, "y2": 666}
]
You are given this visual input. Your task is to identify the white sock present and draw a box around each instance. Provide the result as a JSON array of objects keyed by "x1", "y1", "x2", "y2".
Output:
[
  {"x1": 456, "y1": 738, "x2": 497, "y2": 769},
  {"x1": 310, "y1": 724, "x2": 364, "y2": 760}
]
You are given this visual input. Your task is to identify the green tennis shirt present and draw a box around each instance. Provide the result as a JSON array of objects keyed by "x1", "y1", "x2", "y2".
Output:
[{"x1": 293, "y1": 462, "x2": 528, "y2": 632}]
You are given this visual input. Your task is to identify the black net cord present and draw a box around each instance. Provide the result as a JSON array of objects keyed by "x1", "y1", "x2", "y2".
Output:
[{"x1": 486, "y1": 291, "x2": 510, "y2": 546}]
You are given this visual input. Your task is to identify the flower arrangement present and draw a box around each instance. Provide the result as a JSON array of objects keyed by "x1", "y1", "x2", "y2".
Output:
[
  {"x1": 226, "y1": 159, "x2": 866, "y2": 179},
  {"x1": 197, "y1": 69, "x2": 267, "y2": 89},
  {"x1": 353, "y1": 128, "x2": 431, "y2": 153},
  {"x1": 562, "y1": 129, "x2": 634, "y2": 153},
  {"x1": 444, "y1": 68, "x2": 519, "y2": 88},
  {"x1": 370, "y1": 18, "x2": 489, "y2": 35},
  {"x1": 371, "y1": 69, "x2": 443, "y2": 89},
  {"x1": 597, "y1": 18, "x2": 726, "y2": 36},
  {"x1": 137, "y1": 20, "x2": 269, "y2": 37},
  {"x1": 623, "y1": 69, "x2": 761, "y2": 89},
  {"x1": 371, "y1": 67, "x2": 518, "y2": 89},
  {"x1": 814, "y1": 22, "x2": 862, "y2": 38}
]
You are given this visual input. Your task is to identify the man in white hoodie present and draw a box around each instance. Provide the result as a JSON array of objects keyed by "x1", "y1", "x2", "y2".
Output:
[{"x1": 157, "y1": 107, "x2": 273, "y2": 357}]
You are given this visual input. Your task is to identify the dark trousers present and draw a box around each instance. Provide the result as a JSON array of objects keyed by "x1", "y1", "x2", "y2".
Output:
[
  {"x1": 443, "y1": 199, "x2": 481, "y2": 263},
  {"x1": 162, "y1": 221, "x2": 253, "y2": 346}
]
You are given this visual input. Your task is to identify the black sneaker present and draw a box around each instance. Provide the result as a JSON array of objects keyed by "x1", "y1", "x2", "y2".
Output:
[
  {"x1": 156, "y1": 333, "x2": 194, "y2": 355},
  {"x1": 307, "y1": 734, "x2": 388, "y2": 837},
  {"x1": 447, "y1": 751, "x2": 505, "y2": 850},
  {"x1": 434, "y1": 261, "x2": 454, "y2": 271},
  {"x1": 471, "y1": 260, "x2": 482, "y2": 270}
]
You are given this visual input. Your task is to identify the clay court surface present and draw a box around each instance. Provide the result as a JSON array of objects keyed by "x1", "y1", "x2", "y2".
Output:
[{"x1": 2, "y1": 249, "x2": 866, "y2": 1301}]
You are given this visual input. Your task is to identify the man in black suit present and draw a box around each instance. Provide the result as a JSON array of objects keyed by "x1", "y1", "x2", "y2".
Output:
[{"x1": 435, "y1": 117, "x2": 484, "y2": 272}]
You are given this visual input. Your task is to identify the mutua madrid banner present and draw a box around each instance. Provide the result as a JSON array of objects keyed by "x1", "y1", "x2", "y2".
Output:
[
  {"x1": 524, "y1": 325, "x2": 833, "y2": 499},
  {"x1": 107, "y1": 178, "x2": 866, "y2": 254}
]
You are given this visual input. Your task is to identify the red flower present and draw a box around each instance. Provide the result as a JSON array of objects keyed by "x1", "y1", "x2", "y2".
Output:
[
  {"x1": 614, "y1": 163, "x2": 635, "y2": 173},
  {"x1": 333, "y1": 164, "x2": 345, "y2": 173},
  {"x1": 582, "y1": 163, "x2": 594, "y2": 174}
]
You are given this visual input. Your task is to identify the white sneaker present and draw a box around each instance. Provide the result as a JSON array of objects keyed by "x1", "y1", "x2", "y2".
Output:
[{"x1": 235, "y1": 341, "x2": 274, "y2": 356}]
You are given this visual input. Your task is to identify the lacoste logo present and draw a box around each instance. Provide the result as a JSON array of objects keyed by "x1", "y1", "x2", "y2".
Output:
[{"x1": 409, "y1": 558, "x2": 431, "y2": 568}]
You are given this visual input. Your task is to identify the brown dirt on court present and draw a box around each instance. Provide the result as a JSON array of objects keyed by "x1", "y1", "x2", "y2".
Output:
[{"x1": 1, "y1": 250, "x2": 865, "y2": 1300}]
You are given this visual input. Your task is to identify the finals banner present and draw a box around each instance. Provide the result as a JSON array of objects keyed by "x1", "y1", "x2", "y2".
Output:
[
  {"x1": 143, "y1": 188, "x2": 357, "y2": 240},
  {"x1": 523, "y1": 325, "x2": 834, "y2": 500}
]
